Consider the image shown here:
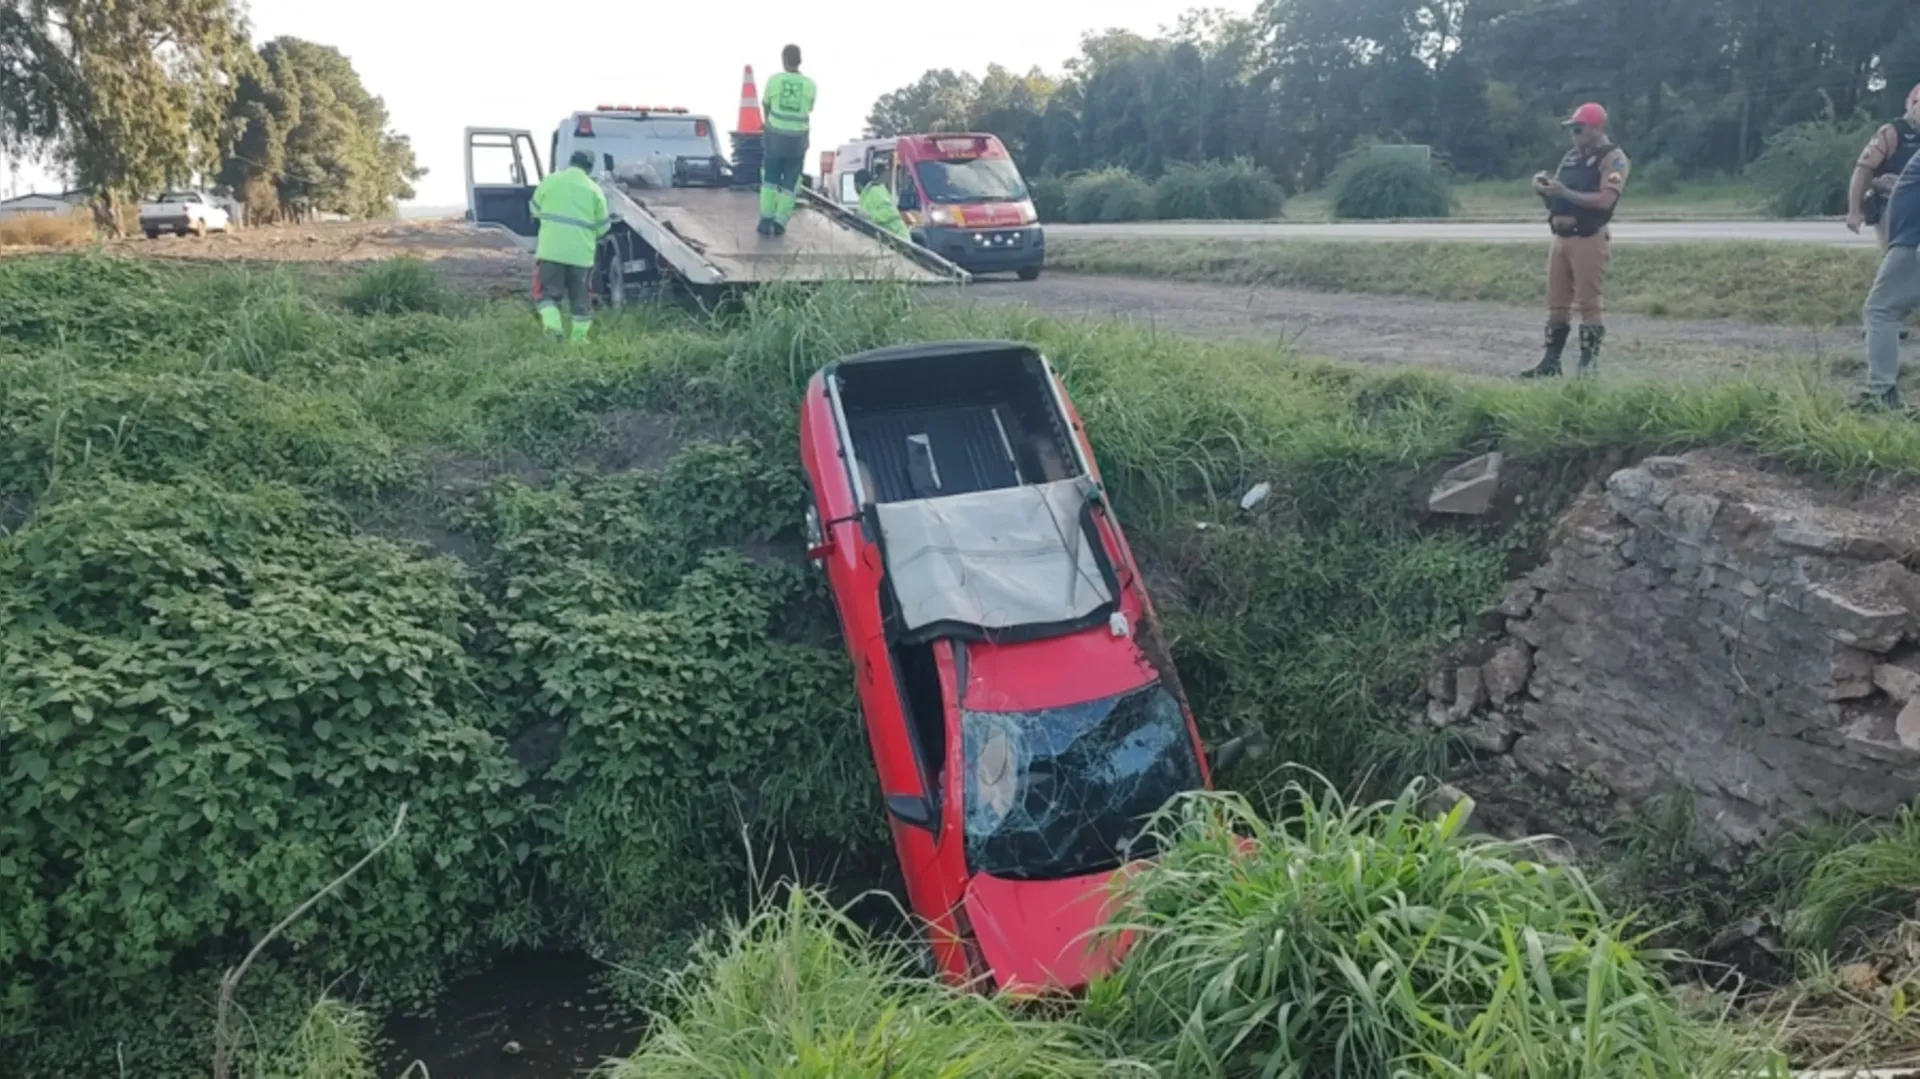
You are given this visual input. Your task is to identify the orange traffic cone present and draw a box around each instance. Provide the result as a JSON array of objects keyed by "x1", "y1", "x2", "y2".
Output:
[{"x1": 736, "y1": 66, "x2": 762, "y2": 136}]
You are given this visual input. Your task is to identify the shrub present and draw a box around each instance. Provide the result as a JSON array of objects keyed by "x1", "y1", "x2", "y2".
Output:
[
  {"x1": 340, "y1": 258, "x2": 448, "y2": 316},
  {"x1": 1749, "y1": 119, "x2": 1878, "y2": 218},
  {"x1": 1637, "y1": 157, "x2": 1684, "y2": 197},
  {"x1": 610, "y1": 887, "x2": 1123, "y2": 1077},
  {"x1": 0, "y1": 479, "x2": 525, "y2": 1032},
  {"x1": 1063, "y1": 168, "x2": 1154, "y2": 223},
  {"x1": 1329, "y1": 151, "x2": 1454, "y2": 220},
  {"x1": 1028, "y1": 175, "x2": 1067, "y2": 223},
  {"x1": 1152, "y1": 158, "x2": 1286, "y2": 221},
  {"x1": 1086, "y1": 782, "x2": 1783, "y2": 1078},
  {"x1": 0, "y1": 212, "x2": 96, "y2": 248}
]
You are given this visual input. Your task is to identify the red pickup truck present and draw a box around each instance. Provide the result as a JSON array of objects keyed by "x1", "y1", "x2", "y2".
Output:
[{"x1": 799, "y1": 340, "x2": 1239, "y2": 994}]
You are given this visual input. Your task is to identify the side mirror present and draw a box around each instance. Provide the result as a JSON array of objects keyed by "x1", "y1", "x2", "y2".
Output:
[
  {"x1": 886, "y1": 793, "x2": 936, "y2": 831},
  {"x1": 1208, "y1": 736, "x2": 1249, "y2": 775}
]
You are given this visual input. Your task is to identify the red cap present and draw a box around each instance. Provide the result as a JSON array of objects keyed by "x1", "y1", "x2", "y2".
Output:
[{"x1": 1563, "y1": 102, "x2": 1607, "y2": 129}]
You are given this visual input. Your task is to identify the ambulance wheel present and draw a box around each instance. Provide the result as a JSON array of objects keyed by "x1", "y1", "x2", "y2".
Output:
[{"x1": 1017, "y1": 266, "x2": 1043, "y2": 282}]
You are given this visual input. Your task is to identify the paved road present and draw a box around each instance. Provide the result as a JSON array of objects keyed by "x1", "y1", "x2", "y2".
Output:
[{"x1": 1046, "y1": 220, "x2": 1875, "y2": 247}]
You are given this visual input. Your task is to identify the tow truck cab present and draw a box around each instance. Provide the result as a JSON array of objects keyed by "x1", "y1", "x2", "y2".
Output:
[
  {"x1": 825, "y1": 134, "x2": 1044, "y2": 280},
  {"x1": 799, "y1": 341, "x2": 1210, "y2": 994}
]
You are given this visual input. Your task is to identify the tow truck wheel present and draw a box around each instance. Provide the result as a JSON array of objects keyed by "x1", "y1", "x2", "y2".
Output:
[{"x1": 1017, "y1": 266, "x2": 1043, "y2": 282}]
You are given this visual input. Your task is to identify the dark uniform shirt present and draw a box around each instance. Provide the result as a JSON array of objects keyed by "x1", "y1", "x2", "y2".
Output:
[{"x1": 1547, "y1": 144, "x2": 1632, "y2": 236}]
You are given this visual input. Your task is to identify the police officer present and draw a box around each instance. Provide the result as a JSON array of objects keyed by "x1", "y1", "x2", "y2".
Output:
[
  {"x1": 1847, "y1": 84, "x2": 1920, "y2": 250},
  {"x1": 758, "y1": 44, "x2": 817, "y2": 237},
  {"x1": 529, "y1": 150, "x2": 610, "y2": 343},
  {"x1": 1858, "y1": 146, "x2": 1920, "y2": 413},
  {"x1": 1521, "y1": 102, "x2": 1630, "y2": 379}
]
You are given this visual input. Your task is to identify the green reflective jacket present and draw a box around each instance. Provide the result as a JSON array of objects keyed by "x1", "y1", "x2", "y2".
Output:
[
  {"x1": 530, "y1": 166, "x2": 610, "y2": 268},
  {"x1": 859, "y1": 184, "x2": 909, "y2": 239},
  {"x1": 763, "y1": 71, "x2": 817, "y2": 135}
]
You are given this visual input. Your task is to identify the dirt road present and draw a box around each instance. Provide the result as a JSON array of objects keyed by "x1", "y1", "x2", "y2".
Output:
[
  {"x1": 938, "y1": 273, "x2": 1878, "y2": 381},
  {"x1": 1047, "y1": 220, "x2": 1871, "y2": 247}
]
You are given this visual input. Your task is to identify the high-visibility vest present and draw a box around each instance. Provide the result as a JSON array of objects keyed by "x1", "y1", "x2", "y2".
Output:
[
  {"x1": 859, "y1": 184, "x2": 909, "y2": 239},
  {"x1": 763, "y1": 71, "x2": 817, "y2": 136},
  {"x1": 529, "y1": 167, "x2": 610, "y2": 268}
]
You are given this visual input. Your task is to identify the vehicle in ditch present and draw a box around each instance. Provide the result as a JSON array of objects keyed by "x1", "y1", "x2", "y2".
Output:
[{"x1": 799, "y1": 340, "x2": 1241, "y2": 994}]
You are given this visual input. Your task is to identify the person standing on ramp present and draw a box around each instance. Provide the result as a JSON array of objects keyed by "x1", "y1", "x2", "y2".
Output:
[
  {"x1": 1521, "y1": 103, "x2": 1630, "y2": 379},
  {"x1": 759, "y1": 45, "x2": 817, "y2": 237}
]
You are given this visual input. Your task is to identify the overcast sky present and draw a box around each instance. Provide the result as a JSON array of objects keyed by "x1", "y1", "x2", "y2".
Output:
[{"x1": 4, "y1": 0, "x2": 1258, "y2": 207}]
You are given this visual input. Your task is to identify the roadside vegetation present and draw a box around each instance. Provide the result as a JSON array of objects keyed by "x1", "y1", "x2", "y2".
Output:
[
  {"x1": 4, "y1": 254, "x2": 1920, "y2": 1075},
  {"x1": 1049, "y1": 236, "x2": 1882, "y2": 328}
]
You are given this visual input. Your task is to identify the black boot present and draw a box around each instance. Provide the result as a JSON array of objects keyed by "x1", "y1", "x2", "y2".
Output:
[
  {"x1": 1852, "y1": 385, "x2": 1907, "y2": 413},
  {"x1": 1521, "y1": 324, "x2": 1570, "y2": 378},
  {"x1": 1577, "y1": 324, "x2": 1605, "y2": 377}
]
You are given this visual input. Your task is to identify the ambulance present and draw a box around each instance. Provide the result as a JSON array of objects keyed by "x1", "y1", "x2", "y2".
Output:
[{"x1": 823, "y1": 133, "x2": 1044, "y2": 281}]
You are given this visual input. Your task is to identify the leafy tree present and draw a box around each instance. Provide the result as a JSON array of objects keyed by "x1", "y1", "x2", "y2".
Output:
[
  {"x1": 863, "y1": 0, "x2": 1920, "y2": 190},
  {"x1": 220, "y1": 37, "x2": 424, "y2": 223},
  {"x1": 0, "y1": 0, "x2": 252, "y2": 231},
  {"x1": 864, "y1": 69, "x2": 978, "y2": 137}
]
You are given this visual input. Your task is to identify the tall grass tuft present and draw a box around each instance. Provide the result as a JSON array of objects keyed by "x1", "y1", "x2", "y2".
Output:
[
  {"x1": 607, "y1": 887, "x2": 1131, "y2": 1078},
  {"x1": 340, "y1": 258, "x2": 450, "y2": 316},
  {"x1": 1784, "y1": 804, "x2": 1920, "y2": 953},
  {"x1": 255, "y1": 999, "x2": 380, "y2": 1079},
  {"x1": 1086, "y1": 780, "x2": 1785, "y2": 1079}
]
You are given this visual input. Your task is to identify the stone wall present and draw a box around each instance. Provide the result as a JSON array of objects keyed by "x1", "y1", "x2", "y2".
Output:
[{"x1": 1430, "y1": 450, "x2": 1920, "y2": 847}]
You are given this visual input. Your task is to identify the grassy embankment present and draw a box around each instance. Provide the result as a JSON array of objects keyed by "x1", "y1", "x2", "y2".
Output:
[
  {"x1": 1282, "y1": 175, "x2": 1766, "y2": 223},
  {"x1": 1051, "y1": 236, "x2": 1884, "y2": 329},
  {"x1": 3, "y1": 254, "x2": 1920, "y2": 1076}
]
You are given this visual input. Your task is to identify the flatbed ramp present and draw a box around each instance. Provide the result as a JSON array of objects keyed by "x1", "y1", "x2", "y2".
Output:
[{"x1": 603, "y1": 183, "x2": 967, "y2": 287}]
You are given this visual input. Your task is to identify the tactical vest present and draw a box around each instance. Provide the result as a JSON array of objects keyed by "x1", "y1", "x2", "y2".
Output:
[
  {"x1": 1877, "y1": 118, "x2": 1920, "y2": 179},
  {"x1": 1548, "y1": 142, "x2": 1619, "y2": 237}
]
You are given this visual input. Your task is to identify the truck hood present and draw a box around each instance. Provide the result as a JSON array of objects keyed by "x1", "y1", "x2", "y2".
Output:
[
  {"x1": 941, "y1": 202, "x2": 1030, "y2": 229},
  {"x1": 961, "y1": 868, "x2": 1136, "y2": 994}
]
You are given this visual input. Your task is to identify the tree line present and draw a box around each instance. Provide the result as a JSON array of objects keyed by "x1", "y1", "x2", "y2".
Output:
[
  {"x1": 866, "y1": 0, "x2": 1920, "y2": 191},
  {"x1": 0, "y1": 1, "x2": 420, "y2": 229}
]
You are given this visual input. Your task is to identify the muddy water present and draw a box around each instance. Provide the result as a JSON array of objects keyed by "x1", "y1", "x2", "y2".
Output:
[{"x1": 379, "y1": 952, "x2": 640, "y2": 1079}]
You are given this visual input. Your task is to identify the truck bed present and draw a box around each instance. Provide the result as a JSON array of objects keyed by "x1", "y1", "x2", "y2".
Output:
[{"x1": 603, "y1": 183, "x2": 965, "y2": 287}]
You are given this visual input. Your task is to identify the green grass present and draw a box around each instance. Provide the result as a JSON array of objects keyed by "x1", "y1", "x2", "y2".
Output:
[
  {"x1": 608, "y1": 888, "x2": 1129, "y2": 1077},
  {"x1": 1049, "y1": 237, "x2": 1882, "y2": 328},
  {"x1": 5, "y1": 252, "x2": 1919, "y2": 1074},
  {"x1": 1284, "y1": 175, "x2": 1764, "y2": 223},
  {"x1": 1085, "y1": 782, "x2": 1783, "y2": 1078}
]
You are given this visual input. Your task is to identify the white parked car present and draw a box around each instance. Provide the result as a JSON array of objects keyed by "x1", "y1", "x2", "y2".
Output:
[{"x1": 139, "y1": 191, "x2": 231, "y2": 239}]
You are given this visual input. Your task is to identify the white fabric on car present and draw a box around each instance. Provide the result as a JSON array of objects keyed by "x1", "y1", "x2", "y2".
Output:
[{"x1": 873, "y1": 478, "x2": 1113, "y2": 634}]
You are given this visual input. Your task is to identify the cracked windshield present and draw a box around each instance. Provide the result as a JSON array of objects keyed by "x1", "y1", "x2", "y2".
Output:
[{"x1": 963, "y1": 682, "x2": 1203, "y2": 881}]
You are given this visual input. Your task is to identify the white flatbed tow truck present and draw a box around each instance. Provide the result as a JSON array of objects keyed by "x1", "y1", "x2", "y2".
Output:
[{"x1": 465, "y1": 108, "x2": 967, "y2": 304}]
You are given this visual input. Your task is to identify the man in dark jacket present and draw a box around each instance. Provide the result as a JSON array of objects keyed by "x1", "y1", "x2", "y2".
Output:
[
  {"x1": 1521, "y1": 102, "x2": 1630, "y2": 379},
  {"x1": 1859, "y1": 149, "x2": 1920, "y2": 413}
]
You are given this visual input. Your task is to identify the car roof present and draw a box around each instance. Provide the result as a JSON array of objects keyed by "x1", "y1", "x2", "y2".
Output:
[{"x1": 831, "y1": 339, "x2": 1038, "y2": 371}]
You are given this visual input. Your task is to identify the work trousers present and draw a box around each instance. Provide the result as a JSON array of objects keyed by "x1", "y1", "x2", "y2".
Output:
[
  {"x1": 535, "y1": 260, "x2": 591, "y2": 319},
  {"x1": 1864, "y1": 244, "x2": 1920, "y2": 396},
  {"x1": 760, "y1": 130, "x2": 809, "y2": 226},
  {"x1": 1547, "y1": 232, "x2": 1609, "y2": 327}
]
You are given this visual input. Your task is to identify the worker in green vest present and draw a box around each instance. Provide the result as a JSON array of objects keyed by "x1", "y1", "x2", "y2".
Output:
[
  {"x1": 758, "y1": 44, "x2": 817, "y2": 237},
  {"x1": 530, "y1": 150, "x2": 610, "y2": 342},
  {"x1": 855, "y1": 169, "x2": 909, "y2": 239}
]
